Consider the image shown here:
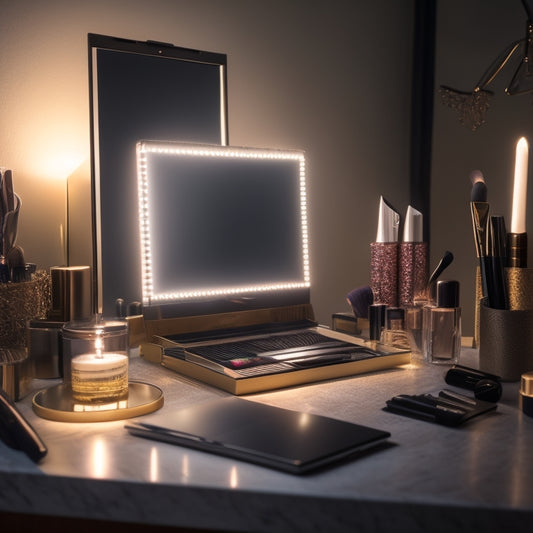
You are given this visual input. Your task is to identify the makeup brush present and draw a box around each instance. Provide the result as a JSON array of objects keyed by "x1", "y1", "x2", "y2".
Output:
[
  {"x1": 470, "y1": 170, "x2": 487, "y2": 198},
  {"x1": 346, "y1": 285, "x2": 374, "y2": 318},
  {"x1": 470, "y1": 172, "x2": 491, "y2": 299},
  {"x1": 426, "y1": 251, "x2": 454, "y2": 302},
  {"x1": 6, "y1": 244, "x2": 26, "y2": 282},
  {"x1": 428, "y1": 251, "x2": 454, "y2": 287}
]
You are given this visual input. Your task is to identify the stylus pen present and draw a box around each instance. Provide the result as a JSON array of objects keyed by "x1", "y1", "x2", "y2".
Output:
[{"x1": 486, "y1": 215, "x2": 508, "y2": 309}]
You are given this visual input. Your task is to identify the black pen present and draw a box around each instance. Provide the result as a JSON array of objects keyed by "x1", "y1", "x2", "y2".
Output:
[
  {"x1": 486, "y1": 215, "x2": 508, "y2": 309},
  {"x1": 386, "y1": 395, "x2": 465, "y2": 426}
]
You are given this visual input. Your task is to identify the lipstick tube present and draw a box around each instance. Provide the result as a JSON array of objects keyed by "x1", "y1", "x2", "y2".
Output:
[
  {"x1": 370, "y1": 242, "x2": 399, "y2": 307},
  {"x1": 398, "y1": 242, "x2": 428, "y2": 307},
  {"x1": 398, "y1": 206, "x2": 428, "y2": 307},
  {"x1": 370, "y1": 196, "x2": 400, "y2": 306}
]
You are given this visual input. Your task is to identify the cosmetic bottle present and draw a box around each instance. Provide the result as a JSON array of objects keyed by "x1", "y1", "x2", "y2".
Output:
[
  {"x1": 422, "y1": 280, "x2": 461, "y2": 364},
  {"x1": 380, "y1": 307, "x2": 411, "y2": 350},
  {"x1": 368, "y1": 303, "x2": 387, "y2": 341}
]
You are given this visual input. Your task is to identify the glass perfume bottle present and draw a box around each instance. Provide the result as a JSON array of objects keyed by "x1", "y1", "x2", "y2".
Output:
[
  {"x1": 422, "y1": 280, "x2": 461, "y2": 364},
  {"x1": 380, "y1": 307, "x2": 411, "y2": 350}
]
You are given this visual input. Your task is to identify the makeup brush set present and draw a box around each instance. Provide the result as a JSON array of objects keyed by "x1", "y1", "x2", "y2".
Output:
[
  {"x1": 0, "y1": 168, "x2": 32, "y2": 283},
  {"x1": 384, "y1": 365, "x2": 501, "y2": 427},
  {"x1": 469, "y1": 138, "x2": 533, "y2": 382}
]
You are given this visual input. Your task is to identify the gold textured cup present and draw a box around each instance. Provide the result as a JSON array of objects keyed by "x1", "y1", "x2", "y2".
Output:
[
  {"x1": 505, "y1": 267, "x2": 533, "y2": 310},
  {"x1": 474, "y1": 267, "x2": 533, "y2": 348}
]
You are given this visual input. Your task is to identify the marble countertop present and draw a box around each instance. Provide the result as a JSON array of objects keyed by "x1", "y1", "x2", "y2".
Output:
[{"x1": 1, "y1": 348, "x2": 532, "y2": 532}]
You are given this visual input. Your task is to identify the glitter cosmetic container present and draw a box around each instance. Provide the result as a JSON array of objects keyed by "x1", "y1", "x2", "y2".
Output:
[
  {"x1": 398, "y1": 206, "x2": 428, "y2": 308},
  {"x1": 370, "y1": 196, "x2": 400, "y2": 306}
]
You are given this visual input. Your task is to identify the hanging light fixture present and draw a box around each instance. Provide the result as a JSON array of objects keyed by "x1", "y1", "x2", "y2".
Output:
[{"x1": 440, "y1": 0, "x2": 533, "y2": 130}]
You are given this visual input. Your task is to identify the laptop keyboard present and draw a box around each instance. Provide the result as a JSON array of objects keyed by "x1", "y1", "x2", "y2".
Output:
[
  {"x1": 163, "y1": 329, "x2": 382, "y2": 376},
  {"x1": 187, "y1": 331, "x2": 354, "y2": 364}
]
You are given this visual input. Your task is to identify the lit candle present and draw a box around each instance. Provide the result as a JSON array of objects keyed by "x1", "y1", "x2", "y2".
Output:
[
  {"x1": 71, "y1": 352, "x2": 128, "y2": 403},
  {"x1": 511, "y1": 137, "x2": 529, "y2": 234}
]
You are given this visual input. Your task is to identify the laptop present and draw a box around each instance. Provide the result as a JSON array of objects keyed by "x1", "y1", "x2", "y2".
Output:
[{"x1": 137, "y1": 141, "x2": 410, "y2": 394}]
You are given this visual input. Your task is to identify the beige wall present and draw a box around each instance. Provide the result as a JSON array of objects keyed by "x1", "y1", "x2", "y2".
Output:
[{"x1": 0, "y1": 0, "x2": 413, "y2": 325}]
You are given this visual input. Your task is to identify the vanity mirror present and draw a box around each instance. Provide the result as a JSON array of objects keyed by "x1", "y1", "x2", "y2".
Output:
[
  {"x1": 136, "y1": 141, "x2": 311, "y2": 320},
  {"x1": 85, "y1": 33, "x2": 228, "y2": 316}
]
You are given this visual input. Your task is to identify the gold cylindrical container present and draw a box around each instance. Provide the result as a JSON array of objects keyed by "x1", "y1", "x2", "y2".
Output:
[
  {"x1": 473, "y1": 266, "x2": 483, "y2": 349},
  {"x1": 505, "y1": 267, "x2": 533, "y2": 310},
  {"x1": 50, "y1": 266, "x2": 92, "y2": 322},
  {"x1": 520, "y1": 371, "x2": 533, "y2": 417},
  {"x1": 0, "y1": 347, "x2": 33, "y2": 401},
  {"x1": 0, "y1": 270, "x2": 51, "y2": 348},
  {"x1": 507, "y1": 233, "x2": 527, "y2": 268},
  {"x1": 0, "y1": 270, "x2": 51, "y2": 400}
]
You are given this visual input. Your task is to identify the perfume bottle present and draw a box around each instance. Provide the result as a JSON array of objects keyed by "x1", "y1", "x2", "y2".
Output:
[
  {"x1": 423, "y1": 280, "x2": 461, "y2": 364},
  {"x1": 380, "y1": 307, "x2": 411, "y2": 350}
]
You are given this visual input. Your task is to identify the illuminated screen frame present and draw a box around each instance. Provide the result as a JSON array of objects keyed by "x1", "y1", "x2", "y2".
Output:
[{"x1": 136, "y1": 142, "x2": 311, "y2": 309}]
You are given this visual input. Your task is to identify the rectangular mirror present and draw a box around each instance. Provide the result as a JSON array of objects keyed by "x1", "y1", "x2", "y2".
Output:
[
  {"x1": 87, "y1": 33, "x2": 228, "y2": 316},
  {"x1": 137, "y1": 142, "x2": 311, "y2": 320}
]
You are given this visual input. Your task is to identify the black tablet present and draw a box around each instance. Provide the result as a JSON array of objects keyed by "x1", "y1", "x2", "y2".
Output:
[{"x1": 126, "y1": 396, "x2": 390, "y2": 474}]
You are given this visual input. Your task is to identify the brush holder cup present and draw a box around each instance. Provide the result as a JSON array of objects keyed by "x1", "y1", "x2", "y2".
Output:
[
  {"x1": 475, "y1": 267, "x2": 533, "y2": 349},
  {"x1": 479, "y1": 299, "x2": 533, "y2": 382}
]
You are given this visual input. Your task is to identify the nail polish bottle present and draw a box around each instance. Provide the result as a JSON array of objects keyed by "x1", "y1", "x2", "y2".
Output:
[{"x1": 422, "y1": 280, "x2": 461, "y2": 364}]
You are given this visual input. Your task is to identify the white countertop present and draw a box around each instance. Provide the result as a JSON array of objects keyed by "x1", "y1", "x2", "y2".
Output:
[{"x1": 1, "y1": 348, "x2": 532, "y2": 532}]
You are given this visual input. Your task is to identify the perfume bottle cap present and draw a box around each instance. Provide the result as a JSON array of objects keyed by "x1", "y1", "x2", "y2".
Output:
[
  {"x1": 436, "y1": 280, "x2": 460, "y2": 308},
  {"x1": 386, "y1": 307, "x2": 405, "y2": 328},
  {"x1": 368, "y1": 303, "x2": 387, "y2": 340}
]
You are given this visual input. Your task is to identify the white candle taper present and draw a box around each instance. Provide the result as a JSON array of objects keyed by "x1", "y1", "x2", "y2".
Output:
[{"x1": 511, "y1": 137, "x2": 529, "y2": 234}]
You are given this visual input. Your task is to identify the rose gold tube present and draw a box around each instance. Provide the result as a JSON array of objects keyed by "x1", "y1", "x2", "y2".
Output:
[{"x1": 370, "y1": 242, "x2": 399, "y2": 307}]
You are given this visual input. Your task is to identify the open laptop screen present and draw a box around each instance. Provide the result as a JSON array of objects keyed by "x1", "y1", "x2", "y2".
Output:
[{"x1": 137, "y1": 142, "x2": 310, "y2": 312}]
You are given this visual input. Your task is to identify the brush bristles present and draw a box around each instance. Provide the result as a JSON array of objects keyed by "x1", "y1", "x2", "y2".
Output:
[
  {"x1": 471, "y1": 181, "x2": 487, "y2": 202},
  {"x1": 346, "y1": 285, "x2": 374, "y2": 318}
]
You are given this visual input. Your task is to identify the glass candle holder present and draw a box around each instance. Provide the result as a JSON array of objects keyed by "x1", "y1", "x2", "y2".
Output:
[{"x1": 62, "y1": 315, "x2": 129, "y2": 403}]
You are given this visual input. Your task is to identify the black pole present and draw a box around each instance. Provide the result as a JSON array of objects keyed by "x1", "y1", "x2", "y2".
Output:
[{"x1": 410, "y1": 0, "x2": 437, "y2": 249}]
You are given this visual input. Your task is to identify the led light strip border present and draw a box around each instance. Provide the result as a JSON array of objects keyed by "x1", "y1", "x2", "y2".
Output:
[{"x1": 137, "y1": 141, "x2": 311, "y2": 305}]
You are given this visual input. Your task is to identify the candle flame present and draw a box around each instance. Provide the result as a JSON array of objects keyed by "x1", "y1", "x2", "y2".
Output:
[{"x1": 95, "y1": 328, "x2": 104, "y2": 359}]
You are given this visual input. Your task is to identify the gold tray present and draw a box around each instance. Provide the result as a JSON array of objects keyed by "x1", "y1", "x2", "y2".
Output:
[{"x1": 32, "y1": 381, "x2": 164, "y2": 422}]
